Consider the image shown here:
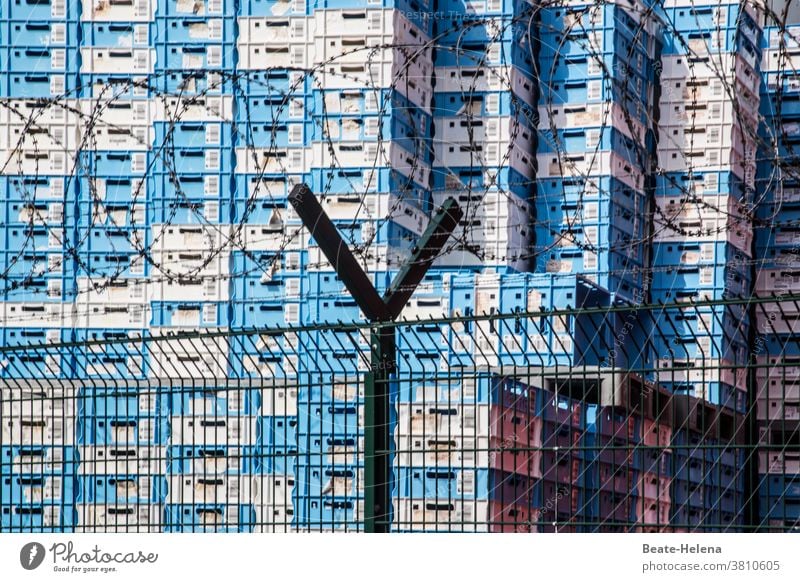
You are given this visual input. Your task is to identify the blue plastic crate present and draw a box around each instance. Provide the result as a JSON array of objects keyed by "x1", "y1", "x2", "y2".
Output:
[
  {"x1": 295, "y1": 463, "x2": 365, "y2": 498},
  {"x1": 237, "y1": 69, "x2": 309, "y2": 96},
  {"x1": 762, "y1": 498, "x2": 800, "y2": 521},
  {"x1": 157, "y1": 0, "x2": 238, "y2": 17},
  {"x1": 397, "y1": 468, "x2": 537, "y2": 504},
  {"x1": 153, "y1": 122, "x2": 234, "y2": 148},
  {"x1": 298, "y1": 402, "x2": 363, "y2": 437},
  {"x1": 237, "y1": 94, "x2": 311, "y2": 123},
  {"x1": 671, "y1": 479, "x2": 705, "y2": 507},
  {"x1": 0, "y1": 71, "x2": 78, "y2": 98},
  {"x1": 294, "y1": 495, "x2": 362, "y2": 529},
  {"x1": 1, "y1": 351, "x2": 73, "y2": 379},
  {"x1": 230, "y1": 300, "x2": 289, "y2": 328},
  {"x1": 78, "y1": 475, "x2": 167, "y2": 504},
  {"x1": 0, "y1": 503, "x2": 76, "y2": 532},
  {"x1": 240, "y1": 121, "x2": 313, "y2": 149},
  {"x1": 154, "y1": 16, "x2": 236, "y2": 44},
  {"x1": 163, "y1": 504, "x2": 255, "y2": 532},
  {"x1": 155, "y1": 70, "x2": 235, "y2": 95},
  {"x1": 79, "y1": 21, "x2": 154, "y2": 47},
  {"x1": 152, "y1": 147, "x2": 232, "y2": 175},
  {"x1": 150, "y1": 301, "x2": 229, "y2": 328},
  {"x1": 252, "y1": 445, "x2": 297, "y2": 476},
  {"x1": 1, "y1": 46, "x2": 78, "y2": 73},
  {"x1": 761, "y1": 474, "x2": 800, "y2": 499},
  {"x1": 1, "y1": 20, "x2": 80, "y2": 48},
  {"x1": 257, "y1": 416, "x2": 298, "y2": 448},
  {"x1": 77, "y1": 251, "x2": 149, "y2": 279}
]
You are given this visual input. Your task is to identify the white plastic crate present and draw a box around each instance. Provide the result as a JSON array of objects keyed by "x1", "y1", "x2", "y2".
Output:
[
  {"x1": 80, "y1": 48, "x2": 155, "y2": 74},
  {"x1": 659, "y1": 121, "x2": 754, "y2": 152},
  {"x1": 760, "y1": 451, "x2": 800, "y2": 475},
  {"x1": 155, "y1": 96, "x2": 234, "y2": 122},
  {"x1": 758, "y1": 398, "x2": 800, "y2": 422},
  {"x1": 757, "y1": 302, "x2": 800, "y2": 334},
  {"x1": 1, "y1": 415, "x2": 75, "y2": 446},
  {"x1": 655, "y1": 358, "x2": 746, "y2": 389},
  {"x1": 756, "y1": 356, "x2": 800, "y2": 391},
  {"x1": 79, "y1": 99, "x2": 157, "y2": 126},
  {"x1": 756, "y1": 269, "x2": 800, "y2": 295},
  {"x1": 81, "y1": 0, "x2": 155, "y2": 21},
  {"x1": 395, "y1": 435, "x2": 490, "y2": 467},
  {"x1": 661, "y1": 54, "x2": 760, "y2": 95},
  {"x1": 149, "y1": 341, "x2": 229, "y2": 377},
  {"x1": 77, "y1": 446, "x2": 167, "y2": 474},
  {"x1": 85, "y1": 124, "x2": 153, "y2": 151},
  {"x1": 170, "y1": 416, "x2": 257, "y2": 446},
  {"x1": 536, "y1": 151, "x2": 645, "y2": 191},
  {"x1": 0, "y1": 150, "x2": 72, "y2": 176},
  {"x1": 149, "y1": 249, "x2": 230, "y2": 279},
  {"x1": 1, "y1": 303, "x2": 73, "y2": 328},
  {"x1": 252, "y1": 504, "x2": 293, "y2": 532},
  {"x1": 538, "y1": 102, "x2": 646, "y2": 143},
  {"x1": 235, "y1": 146, "x2": 312, "y2": 174},
  {"x1": 396, "y1": 403, "x2": 490, "y2": 437},
  {"x1": 658, "y1": 100, "x2": 755, "y2": 131},
  {"x1": 76, "y1": 504, "x2": 161, "y2": 532},
  {"x1": 252, "y1": 476, "x2": 295, "y2": 506},
  {"x1": 0, "y1": 100, "x2": 83, "y2": 126},
  {"x1": 241, "y1": 16, "x2": 309, "y2": 44},
  {"x1": 258, "y1": 384, "x2": 298, "y2": 416},
  {"x1": 72, "y1": 302, "x2": 149, "y2": 329},
  {"x1": 657, "y1": 142, "x2": 756, "y2": 178}
]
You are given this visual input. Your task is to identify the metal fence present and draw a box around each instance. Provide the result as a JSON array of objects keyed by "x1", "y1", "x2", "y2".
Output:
[{"x1": 1, "y1": 294, "x2": 799, "y2": 532}]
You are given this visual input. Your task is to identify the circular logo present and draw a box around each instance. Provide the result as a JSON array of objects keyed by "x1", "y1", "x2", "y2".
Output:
[{"x1": 20, "y1": 542, "x2": 46, "y2": 571}]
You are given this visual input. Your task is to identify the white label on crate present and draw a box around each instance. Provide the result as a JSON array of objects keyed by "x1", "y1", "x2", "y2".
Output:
[
  {"x1": 131, "y1": 153, "x2": 146, "y2": 173},
  {"x1": 134, "y1": 25, "x2": 149, "y2": 45},
  {"x1": 50, "y1": 49, "x2": 67, "y2": 71},
  {"x1": 205, "y1": 124, "x2": 221, "y2": 145},
  {"x1": 202, "y1": 303, "x2": 217, "y2": 325},
  {"x1": 52, "y1": 0, "x2": 66, "y2": 17},
  {"x1": 133, "y1": 50, "x2": 149, "y2": 72},
  {"x1": 205, "y1": 150, "x2": 220, "y2": 170},
  {"x1": 587, "y1": 80, "x2": 601, "y2": 100},
  {"x1": 207, "y1": 46, "x2": 222, "y2": 67},
  {"x1": 134, "y1": 0, "x2": 150, "y2": 17}
]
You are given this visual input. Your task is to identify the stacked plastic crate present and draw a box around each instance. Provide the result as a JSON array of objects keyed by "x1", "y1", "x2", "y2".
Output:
[
  {"x1": 755, "y1": 23, "x2": 800, "y2": 531},
  {"x1": 1, "y1": 0, "x2": 80, "y2": 377},
  {"x1": 234, "y1": 0, "x2": 310, "y2": 338},
  {"x1": 74, "y1": 0, "x2": 155, "y2": 379},
  {"x1": 650, "y1": 0, "x2": 759, "y2": 415},
  {"x1": 1, "y1": 380, "x2": 78, "y2": 532},
  {"x1": 536, "y1": 1, "x2": 657, "y2": 301},
  {"x1": 431, "y1": 0, "x2": 537, "y2": 273},
  {"x1": 148, "y1": 0, "x2": 234, "y2": 374},
  {"x1": 394, "y1": 373, "x2": 544, "y2": 532}
]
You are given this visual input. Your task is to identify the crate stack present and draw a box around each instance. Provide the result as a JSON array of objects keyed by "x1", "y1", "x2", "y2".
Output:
[
  {"x1": 535, "y1": 1, "x2": 657, "y2": 301},
  {"x1": 142, "y1": 0, "x2": 235, "y2": 378},
  {"x1": 162, "y1": 385, "x2": 257, "y2": 533},
  {"x1": 755, "y1": 23, "x2": 800, "y2": 531},
  {"x1": 1, "y1": 383, "x2": 78, "y2": 532},
  {"x1": 234, "y1": 0, "x2": 310, "y2": 337},
  {"x1": 650, "y1": 0, "x2": 760, "y2": 413},
  {"x1": 75, "y1": 385, "x2": 166, "y2": 532},
  {"x1": 430, "y1": 0, "x2": 537, "y2": 273},
  {"x1": 0, "y1": 0, "x2": 81, "y2": 378},
  {"x1": 666, "y1": 397, "x2": 744, "y2": 531},
  {"x1": 73, "y1": 0, "x2": 156, "y2": 379},
  {"x1": 393, "y1": 374, "x2": 544, "y2": 532}
]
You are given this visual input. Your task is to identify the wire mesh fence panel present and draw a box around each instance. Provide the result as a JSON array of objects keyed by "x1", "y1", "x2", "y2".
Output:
[{"x1": 1, "y1": 295, "x2": 799, "y2": 532}]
